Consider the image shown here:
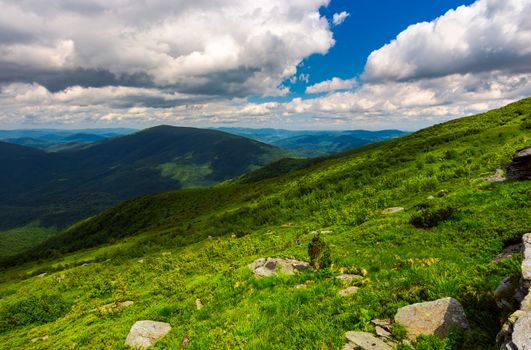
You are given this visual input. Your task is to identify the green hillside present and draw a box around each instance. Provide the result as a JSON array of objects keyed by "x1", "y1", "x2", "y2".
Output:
[
  {"x1": 0, "y1": 126, "x2": 289, "y2": 232},
  {"x1": 0, "y1": 99, "x2": 530, "y2": 349}
]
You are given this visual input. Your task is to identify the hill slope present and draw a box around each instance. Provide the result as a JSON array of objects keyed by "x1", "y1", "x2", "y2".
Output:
[
  {"x1": 0, "y1": 126, "x2": 288, "y2": 231},
  {"x1": 0, "y1": 99, "x2": 530, "y2": 349},
  {"x1": 218, "y1": 127, "x2": 408, "y2": 157}
]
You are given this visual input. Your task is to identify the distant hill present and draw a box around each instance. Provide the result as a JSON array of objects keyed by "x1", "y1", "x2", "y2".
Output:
[
  {"x1": 216, "y1": 127, "x2": 408, "y2": 157},
  {"x1": 0, "y1": 126, "x2": 289, "y2": 230},
  {"x1": 0, "y1": 128, "x2": 135, "y2": 150}
]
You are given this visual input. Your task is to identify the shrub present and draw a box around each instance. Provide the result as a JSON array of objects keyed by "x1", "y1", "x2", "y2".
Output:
[
  {"x1": 307, "y1": 235, "x2": 331, "y2": 270},
  {"x1": 0, "y1": 294, "x2": 70, "y2": 331},
  {"x1": 410, "y1": 202, "x2": 456, "y2": 228}
]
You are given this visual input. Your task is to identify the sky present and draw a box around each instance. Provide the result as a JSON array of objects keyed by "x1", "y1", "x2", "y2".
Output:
[{"x1": 0, "y1": 0, "x2": 530, "y2": 130}]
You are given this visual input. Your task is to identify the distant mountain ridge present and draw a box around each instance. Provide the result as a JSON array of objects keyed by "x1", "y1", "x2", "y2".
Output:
[
  {"x1": 0, "y1": 126, "x2": 289, "y2": 230},
  {"x1": 216, "y1": 127, "x2": 409, "y2": 156},
  {"x1": 0, "y1": 128, "x2": 135, "y2": 150}
]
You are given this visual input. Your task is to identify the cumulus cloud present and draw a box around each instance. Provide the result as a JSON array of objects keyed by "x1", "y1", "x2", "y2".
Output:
[
  {"x1": 0, "y1": 0, "x2": 334, "y2": 97},
  {"x1": 363, "y1": 0, "x2": 531, "y2": 82},
  {"x1": 332, "y1": 11, "x2": 350, "y2": 26},
  {"x1": 306, "y1": 77, "x2": 358, "y2": 94}
]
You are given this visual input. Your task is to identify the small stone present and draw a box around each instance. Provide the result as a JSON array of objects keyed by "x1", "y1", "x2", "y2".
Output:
[
  {"x1": 395, "y1": 297, "x2": 469, "y2": 340},
  {"x1": 208, "y1": 235, "x2": 213, "y2": 240},
  {"x1": 426, "y1": 196, "x2": 435, "y2": 200},
  {"x1": 125, "y1": 320, "x2": 171, "y2": 349},
  {"x1": 494, "y1": 277, "x2": 518, "y2": 311},
  {"x1": 339, "y1": 286, "x2": 359, "y2": 296},
  {"x1": 37, "y1": 273, "x2": 47, "y2": 278},
  {"x1": 344, "y1": 331, "x2": 393, "y2": 350},
  {"x1": 375, "y1": 325, "x2": 392, "y2": 338},
  {"x1": 56, "y1": 276, "x2": 63, "y2": 283},
  {"x1": 485, "y1": 169, "x2": 506, "y2": 182},
  {"x1": 81, "y1": 263, "x2": 89, "y2": 267},
  {"x1": 182, "y1": 336, "x2": 190, "y2": 347},
  {"x1": 371, "y1": 319, "x2": 392, "y2": 330},
  {"x1": 31, "y1": 335, "x2": 48, "y2": 342},
  {"x1": 335, "y1": 274, "x2": 363, "y2": 283},
  {"x1": 231, "y1": 234, "x2": 236, "y2": 238},
  {"x1": 100, "y1": 301, "x2": 134, "y2": 312},
  {"x1": 195, "y1": 298, "x2": 203, "y2": 310},
  {"x1": 295, "y1": 283, "x2": 307, "y2": 289},
  {"x1": 383, "y1": 207, "x2": 404, "y2": 214}
]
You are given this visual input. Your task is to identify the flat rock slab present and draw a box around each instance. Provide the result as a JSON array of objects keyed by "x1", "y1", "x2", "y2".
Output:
[
  {"x1": 125, "y1": 320, "x2": 171, "y2": 349},
  {"x1": 383, "y1": 207, "x2": 404, "y2": 214},
  {"x1": 344, "y1": 331, "x2": 393, "y2": 350},
  {"x1": 249, "y1": 258, "x2": 310, "y2": 277},
  {"x1": 394, "y1": 297, "x2": 468, "y2": 340}
]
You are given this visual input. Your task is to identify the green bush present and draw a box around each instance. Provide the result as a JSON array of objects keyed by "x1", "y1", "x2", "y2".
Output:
[
  {"x1": 308, "y1": 235, "x2": 332, "y2": 269},
  {"x1": 0, "y1": 294, "x2": 70, "y2": 331},
  {"x1": 410, "y1": 202, "x2": 456, "y2": 228}
]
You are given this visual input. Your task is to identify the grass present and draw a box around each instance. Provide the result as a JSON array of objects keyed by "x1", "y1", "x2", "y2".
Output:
[
  {"x1": 0, "y1": 98, "x2": 530, "y2": 349},
  {"x1": 0, "y1": 225, "x2": 59, "y2": 259}
]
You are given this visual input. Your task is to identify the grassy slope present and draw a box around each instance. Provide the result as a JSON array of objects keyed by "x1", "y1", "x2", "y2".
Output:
[
  {"x1": 0, "y1": 99, "x2": 530, "y2": 349},
  {"x1": 0, "y1": 226, "x2": 59, "y2": 259}
]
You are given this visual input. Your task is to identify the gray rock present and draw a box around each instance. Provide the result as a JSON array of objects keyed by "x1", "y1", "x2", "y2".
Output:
[
  {"x1": 339, "y1": 286, "x2": 359, "y2": 296},
  {"x1": 295, "y1": 283, "x2": 308, "y2": 289},
  {"x1": 195, "y1": 298, "x2": 203, "y2": 310},
  {"x1": 37, "y1": 273, "x2": 47, "y2": 278},
  {"x1": 485, "y1": 169, "x2": 506, "y2": 182},
  {"x1": 512, "y1": 313, "x2": 531, "y2": 350},
  {"x1": 382, "y1": 207, "x2": 404, "y2": 214},
  {"x1": 495, "y1": 277, "x2": 519, "y2": 312},
  {"x1": 125, "y1": 320, "x2": 171, "y2": 349},
  {"x1": 375, "y1": 325, "x2": 392, "y2": 339},
  {"x1": 394, "y1": 297, "x2": 469, "y2": 340},
  {"x1": 248, "y1": 258, "x2": 310, "y2": 278},
  {"x1": 343, "y1": 331, "x2": 393, "y2": 350},
  {"x1": 523, "y1": 233, "x2": 531, "y2": 290},
  {"x1": 505, "y1": 146, "x2": 531, "y2": 180},
  {"x1": 492, "y1": 243, "x2": 523, "y2": 264},
  {"x1": 182, "y1": 335, "x2": 190, "y2": 347}
]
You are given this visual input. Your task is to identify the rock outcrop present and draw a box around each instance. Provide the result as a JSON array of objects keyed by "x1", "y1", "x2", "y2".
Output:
[
  {"x1": 497, "y1": 233, "x2": 531, "y2": 350},
  {"x1": 343, "y1": 331, "x2": 394, "y2": 350},
  {"x1": 505, "y1": 146, "x2": 531, "y2": 180},
  {"x1": 248, "y1": 258, "x2": 310, "y2": 277},
  {"x1": 394, "y1": 297, "x2": 469, "y2": 340},
  {"x1": 125, "y1": 320, "x2": 171, "y2": 349}
]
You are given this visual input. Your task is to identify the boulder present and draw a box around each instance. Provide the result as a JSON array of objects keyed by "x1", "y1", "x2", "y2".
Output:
[
  {"x1": 343, "y1": 331, "x2": 393, "y2": 350},
  {"x1": 383, "y1": 207, "x2": 404, "y2": 214},
  {"x1": 512, "y1": 313, "x2": 531, "y2": 350},
  {"x1": 248, "y1": 258, "x2": 310, "y2": 277},
  {"x1": 505, "y1": 146, "x2": 531, "y2": 180},
  {"x1": 523, "y1": 233, "x2": 531, "y2": 290},
  {"x1": 394, "y1": 297, "x2": 469, "y2": 340},
  {"x1": 125, "y1": 320, "x2": 171, "y2": 349},
  {"x1": 485, "y1": 169, "x2": 506, "y2": 182}
]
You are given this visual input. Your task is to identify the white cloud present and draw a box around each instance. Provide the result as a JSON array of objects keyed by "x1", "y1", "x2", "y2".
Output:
[
  {"x1": 306, "y1": 77, "x2": 357, "y2": 93},
  {"x1": 0, "y1": 0, "x2": 334, "y2": 97},
  {"x1": 332, "y1": 11, "x2": 350, "y2": 26},
  {"x1": 363, "y1": 0, "x2": 531, "y2": 82}
]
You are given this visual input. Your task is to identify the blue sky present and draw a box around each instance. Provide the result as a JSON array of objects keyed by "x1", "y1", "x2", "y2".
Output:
[
  {"x1": 0, "y1": 0, "x2": 529, "y2": 130},
  {"x1": 292, "y1": 0, "x2": 476, "y2": 95}
]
